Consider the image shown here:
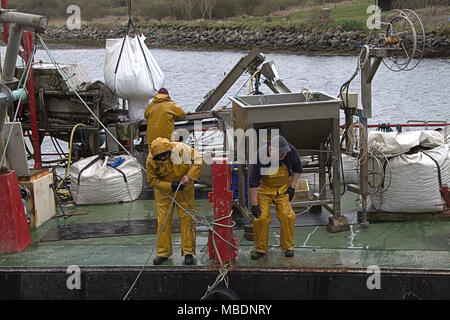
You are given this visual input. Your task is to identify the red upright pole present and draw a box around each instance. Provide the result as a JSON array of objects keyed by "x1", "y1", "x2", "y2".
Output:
[
  {"x1": 1, "y1": 0, "x2": 10, "y2": 43},
  {"x1": 21, "y1": 31, "x2": 41, "y2": 168},
  {"x1": 208, "y1": 158, "x2": 238, "y2": 264}
]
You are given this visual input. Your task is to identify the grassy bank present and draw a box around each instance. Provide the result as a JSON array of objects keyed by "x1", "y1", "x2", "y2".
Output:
[{"x1": 47, "y1": 0, "x2": 449, "y2": 36}]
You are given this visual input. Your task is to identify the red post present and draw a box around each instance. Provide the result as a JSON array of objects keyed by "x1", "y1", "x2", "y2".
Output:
[
  {"x1": 0, "y1": 169, "x2": 31, "y2": 252},
  {"x1": 441, "y1": 184, "x2": 450, "y2": 211},
  {"x1": 1, "y1": 0, "x2": 9, "y2": 44},
  {"x1": 208, "y1": 158, "x2": 238, "y2": 264},
  {"x1": 21, "y1": 31, "x2": 41, "y2": 168}
]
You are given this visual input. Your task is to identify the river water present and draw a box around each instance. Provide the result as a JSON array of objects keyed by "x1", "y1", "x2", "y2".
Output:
[
  {"x1": 1, "y1": 45, "x2": 449, "y2": 165},
  {"x1": 23, "y1": 46, "x2": 450, "y2": 124}
]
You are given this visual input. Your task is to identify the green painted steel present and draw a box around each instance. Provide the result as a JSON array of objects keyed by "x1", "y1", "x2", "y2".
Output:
[{"x1": 0, "y1": 197, "x2": 449, "y2": 270}]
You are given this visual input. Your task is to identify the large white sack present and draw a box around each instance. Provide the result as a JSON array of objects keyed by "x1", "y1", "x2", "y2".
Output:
[
  {"x1": 368, "y1": 130, "x2": 444, "y2": 157},
  {"x1": 369, "y1": 144, "x2": 450, "y2": 213},
  {"x1": 69, "y1": 155, "x2": 142, "y2": 205},
  {"x1": 342, "y1": 154, "x2": 359, "y2": 185},
  {"x1": 104, "y1": 35, "x2": 165, "y2": 121}
]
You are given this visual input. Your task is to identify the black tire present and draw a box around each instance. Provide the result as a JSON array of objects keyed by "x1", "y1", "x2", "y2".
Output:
[{"x1": 204, "y1": 287, "x2": 240, "y2": 300}]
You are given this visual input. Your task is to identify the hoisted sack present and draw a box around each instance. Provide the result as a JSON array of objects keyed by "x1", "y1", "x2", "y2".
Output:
[
  {"x1": 104, "y1": 20, "x2": 165, "y2": 121},
  {"x1": 69, "y1": 155, "x2": 142, "y2": 205}
]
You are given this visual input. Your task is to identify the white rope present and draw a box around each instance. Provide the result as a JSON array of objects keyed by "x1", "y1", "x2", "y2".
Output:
[{"x1": 345, "y1": 120, "x2": 368, "y2": 166}]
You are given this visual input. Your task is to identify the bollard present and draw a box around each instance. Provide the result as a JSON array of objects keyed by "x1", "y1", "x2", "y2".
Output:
[{"x1": 208, "y1": 158, "x2": 238, "y2": 264}]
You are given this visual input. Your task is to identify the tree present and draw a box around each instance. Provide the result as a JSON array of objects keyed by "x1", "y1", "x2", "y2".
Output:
[
  {"x1": 199, "y1": 0, "x2": 217, "y2": 20},
  {"x1": 183, "y1": 0, "x2": 196, "y2": 20}
]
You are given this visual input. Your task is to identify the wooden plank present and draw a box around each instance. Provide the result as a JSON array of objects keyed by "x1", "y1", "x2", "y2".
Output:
[
  {"x1": 32, "y1": 172, "x2": 56, "y2": 228},
  {"x1": 21, "y1": 172, "x2": 56, "y2": 229},
  {"x1": 18, "y1": 168, "x2": 49, "y2": 182}
]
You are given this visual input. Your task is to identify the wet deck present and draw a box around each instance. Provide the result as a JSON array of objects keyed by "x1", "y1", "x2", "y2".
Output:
[{"x1": 1, "y1": 191, "x2": 449, "y2": 299}]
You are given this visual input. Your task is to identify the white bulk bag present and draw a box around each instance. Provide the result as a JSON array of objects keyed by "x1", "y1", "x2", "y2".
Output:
[
  {"x1": 104, "y1": 35, "x2": 165, "y2": 121},
  {"x1": 342, "y1": 154, "x2": 359, "y2": 185},
  {"x1": 368, "y1": 130, "x2": 445, "y2": 157},
  {"x1": 69, "y1": 155, "x2": 142, "y2": 205},
  {"x1": 369, "y1": 144, "x2": 450, "y2": 213}
]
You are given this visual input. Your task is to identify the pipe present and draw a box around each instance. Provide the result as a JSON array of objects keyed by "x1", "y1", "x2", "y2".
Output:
[
  {"x1": 0, "y1": 10, "x2": 47, "y2": 31},
  {"x1": 2, "y1": 23, "x2": 22, "y2": 82}
]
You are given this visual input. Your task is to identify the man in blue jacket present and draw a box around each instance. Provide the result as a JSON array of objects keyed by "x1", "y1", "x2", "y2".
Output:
[{"x1": 249, "y1": 135, "x2": 303, "y2": 259}]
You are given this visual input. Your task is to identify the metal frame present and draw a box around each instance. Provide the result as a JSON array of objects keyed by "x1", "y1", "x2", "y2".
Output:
[{"x1": 230, "y1": 92, "x2": 346, "y2": 231}]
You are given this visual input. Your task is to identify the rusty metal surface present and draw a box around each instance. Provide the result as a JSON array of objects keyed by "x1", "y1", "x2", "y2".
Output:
[{"x1": 1, "y1": 265, "x2": 449, "y2": 300}]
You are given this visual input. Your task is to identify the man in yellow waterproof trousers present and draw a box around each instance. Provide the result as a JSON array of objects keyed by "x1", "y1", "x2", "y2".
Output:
[
  {"x1": 249, "y1": 135, "x2": 303, "y2": 259},
  {"x1": 146, "y1": 137, "x2": 204, "y2": 265}
]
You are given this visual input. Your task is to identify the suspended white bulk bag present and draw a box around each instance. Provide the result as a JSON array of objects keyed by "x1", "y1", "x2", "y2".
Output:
[
  {"x1": 369, "y1": 144, "x2": 450, "y2": 213},
  {"x1": 69, "y1": 155, "x2": 142, "y2": 205},
  {"x1": 104, "y1": 35, "x2": 165, "y2": 121}
]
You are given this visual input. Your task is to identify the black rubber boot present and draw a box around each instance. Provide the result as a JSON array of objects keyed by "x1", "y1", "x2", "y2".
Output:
[
  {"x1": 285, "y1": 250, "x2": 294, "y2": 257},
  {"x1": 153, "y1": 256, "x2": 168, "y2": 265},
  {"x1": 251, "y1": 251, "x2": 265, "y2": 260},
  {"x1": 184, "y1": 254, "x2": 194, "y2": 265}
]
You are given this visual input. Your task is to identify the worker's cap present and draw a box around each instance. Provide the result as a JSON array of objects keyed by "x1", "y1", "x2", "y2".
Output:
[
  {"x1": 158, "y1": 88, "x2": 169, "y2": 95},
  {"x1": 270, "y1": 135, "x2": 290, "y2": 154}
]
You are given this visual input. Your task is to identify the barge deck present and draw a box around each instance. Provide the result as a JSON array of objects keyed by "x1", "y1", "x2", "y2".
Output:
[{"x1": 1, "y1": 191, "x2": 449, "y2": 300}]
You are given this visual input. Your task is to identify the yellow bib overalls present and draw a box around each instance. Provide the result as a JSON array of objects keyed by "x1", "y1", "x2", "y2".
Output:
[{"x1": 253, "y1": 164, "x2": 296, "y2": 253}]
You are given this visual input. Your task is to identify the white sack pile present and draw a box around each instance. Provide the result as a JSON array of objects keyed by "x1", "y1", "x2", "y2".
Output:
[{"x1": 368, "y1": 130, "x2": 450, "y2": 213}]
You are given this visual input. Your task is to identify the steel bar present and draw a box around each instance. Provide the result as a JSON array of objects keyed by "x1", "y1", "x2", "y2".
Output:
[
  {"x1": 2, "y1": 23, "x2": 22, "y2": 82},
  {"x1": 0, "y1": 10, "x2": 47, "y2": 30}
]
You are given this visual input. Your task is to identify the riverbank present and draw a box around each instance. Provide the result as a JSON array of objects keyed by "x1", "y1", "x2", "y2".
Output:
[{"x1": 43, "y1": 24, "x2": 449, "y2": 57}]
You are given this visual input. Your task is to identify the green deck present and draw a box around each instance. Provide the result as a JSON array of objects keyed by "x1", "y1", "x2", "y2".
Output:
[{"x1": 1, "y1": 191, "x2": 449, "y2": 271}]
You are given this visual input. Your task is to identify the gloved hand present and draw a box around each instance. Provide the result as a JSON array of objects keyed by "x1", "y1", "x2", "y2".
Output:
[
  {"x1": 251, "y1": 205, "x2": 261, "y2": 219},
  {"x1": 285, "y1": 186, "x2": 295, "y2": 201},
  {"x1": 171, "y1": 181, "x2": 184, "y2": 192}
]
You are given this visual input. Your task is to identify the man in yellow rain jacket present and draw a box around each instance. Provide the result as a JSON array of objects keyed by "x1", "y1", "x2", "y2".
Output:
[
  {"x1": 249, "y1": 135, "x2": 303, "y2": 260},
  {"x1": 144, "y1": 88, "x2": 185, "y2": 150},
  {"x1": 146, "y1": 137, "x2": 204, "y2": 265}
]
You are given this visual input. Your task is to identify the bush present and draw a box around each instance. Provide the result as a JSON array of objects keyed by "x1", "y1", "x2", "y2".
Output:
[
  {"x1": 339, "y1": 19, "x2": 366, "y2": 31},
  {"x1": 308, "y1": 7, "x2": 333, "y2": 25}
]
